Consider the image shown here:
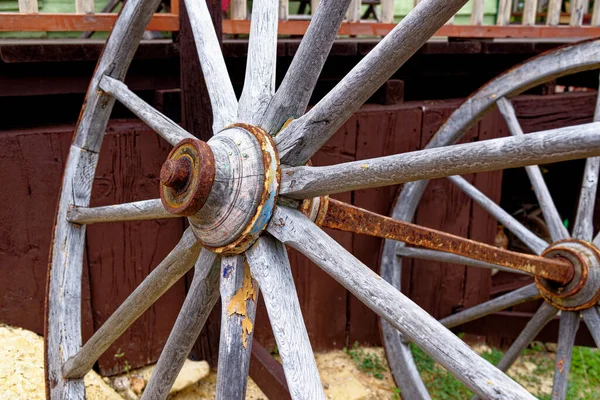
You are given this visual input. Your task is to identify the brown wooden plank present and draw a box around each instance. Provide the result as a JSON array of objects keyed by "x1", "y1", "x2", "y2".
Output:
[
  {"x1": 86, "y1": 121, "x2": 187, "y2": 376},
  {"x1": 409, "y1": 102, "x2": 477, "y2": 319},
  {"x1": 0, "y1": 13, "x2": 179, "y2": 32},
  {"x1": 350, "y1": 105, "x2": 422, "y2": 345},
  {"x1": 249, "y1": 340, "x2": 291, "y2": 400}
]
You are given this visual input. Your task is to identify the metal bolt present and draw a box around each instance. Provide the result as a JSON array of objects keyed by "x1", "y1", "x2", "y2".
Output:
[{"x1": 160, "y1": 158, "x2": 192, "y2": 190}]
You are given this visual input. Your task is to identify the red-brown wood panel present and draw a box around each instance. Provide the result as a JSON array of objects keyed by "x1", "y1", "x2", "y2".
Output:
[
  {"x1": 349, "y1": 105, "x2": 422, "y2": 345},
  {"x1": 85, "y1": 121, "x2": 187, "y2": 376}
]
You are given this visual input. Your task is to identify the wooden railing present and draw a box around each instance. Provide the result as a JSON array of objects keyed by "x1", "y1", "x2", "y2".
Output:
[{"x1": 2, "y1": 0, "x2": 600, "y2": 38}]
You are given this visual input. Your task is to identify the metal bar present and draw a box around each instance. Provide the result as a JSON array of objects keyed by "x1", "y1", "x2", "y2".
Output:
[{"x1": 321, "y1": 199, "x2": 574, "y2": 284}]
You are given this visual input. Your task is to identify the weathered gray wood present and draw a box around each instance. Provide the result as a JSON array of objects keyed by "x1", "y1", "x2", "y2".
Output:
[
  {"x1": 496, "y1": 0, "x2": 512, "y2": 25},
  {"x1": 184, "y1": 0, "x2": 237, "y2": 133},
  {"x1": 471, "y1": 302, "x2": 558, "y2": 400},
  {"x1": 246, "y1": 236, "x2": 326, "y2": 400},
  {"x1": 547, "y1": 0, "x2": 561, "y2": 25},
  {"x1": 67, "y1": 199, "x2": 177, "y2": 225},
  {"x1": 274, "y1": 0, "x2": 468, "y2": 166},
  {"x1": 593, "y1": 0, "x2": 600, "y2": 25},
  {"x1": 280, "y1": 122, "x2": 600, "y2": 199},
  {"x1": 552, "y1": 311, "x2": 580, "y2": 400},
  {"x1": 260, "y1": 0, "x2": 352, "y2": 136},
  {"x1": 141, "y1": 249, "x2": 220, "y2": 400},
  {"x1": 397, "y1": 246, "x2": 529, "y2": 275},
  {"x1": 573, "y1": 157, "x2": 600, "y2": 241},
  {"x1": 496, "y1": 97, "x2": 569, "y2": 242},
  {"x1": 381, "y1": 0, "x2": 395, "y2": 23},
  {"x1": 448, "y1": 175, "x2": 548, "y2": 255},
  {"x1": 99, "y1": 75, "x2": 195, "y2": 146},
  {"x1": 570, "y1": 0, "x2": 585, "y2": 26},
  {"x1": 62, "y1": 228, "x2": 202, "y2": 379},
  {"x1": 439, "y1": 284, "x2": 540, "y2": 329},
  {"x1": 47, "y1": 0, "x2": 165, "y2": 393},
  {"x1": 279, "y1": 0, "x2": 289, "y2": 20},
  {"x1": 582, "y1": 307, "x2": 600, "y2": 348},
  {"x1": 230, "y1": 0, "x2": 247, "y2": 19},
  {"x1": 346, "y1": 0, "x2": 361, "y2": 22},
  {"x1": 76, "y1": 0, "x2": 94, "y2": 13},
  {"x1": 522, "y1": 0, "x2": 538, "y2": 25},
  {"x1": 18, "y1": 0, "x2": 38, "y2": 13},
  {"x1": 470, "y1": 0, "x2": 484, "y2": 25},
  {"x1": 268, "y1": 206, "x2": 535, "y2": 400},
  {"x1": 238, "y1": 0, "x2": 278, "y2": 126},
  {"x1": 215, "y1": 255, "x2": 258, "y2": 399}
]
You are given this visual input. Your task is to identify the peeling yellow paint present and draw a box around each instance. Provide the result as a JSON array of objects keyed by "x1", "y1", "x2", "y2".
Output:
[{"x1": 227, "y1": 262, "x2": 257, "y2": 348}]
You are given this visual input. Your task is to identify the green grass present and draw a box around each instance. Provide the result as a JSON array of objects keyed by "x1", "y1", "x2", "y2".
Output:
[
  {"x1": 344, "y1": 341, "x2": 388, "y2": 380},
  {"x1": 409, "y1": 341, "x2": 600, "y2": 399}
]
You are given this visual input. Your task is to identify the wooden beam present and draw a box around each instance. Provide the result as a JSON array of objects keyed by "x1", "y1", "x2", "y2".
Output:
[
  {"x1": 0, "y1": 13, "x2": 179, "y2": 31},
  {"x1": 249, "y1": 340, "x2": 291, "y2": 400}
]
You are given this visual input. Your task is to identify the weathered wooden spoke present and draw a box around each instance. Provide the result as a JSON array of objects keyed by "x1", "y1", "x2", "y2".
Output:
[
  {"x1": 574, "y1": 157, "x2": 600, "y2": 241},
  {"x1": 275, "y1": 0, "x2": 469, "y2": 166},
  {"x1": 215, "y1": 256, "x2": 258, "y2": 399},
  {"x1": 246, "y1": 236, "x2": 325, "y2": 400},
  {"x1": 62, "y1": 229, "x2": 202, "y2": 379},
  {"x1": 67, "y1": 199, "x2": 177, "y2": 224},
  {"x1": 552, "y1": 312, "x2": 581, "y2": 400},
  {"x1": 183, "y1": 0, "x2": 237, "y2": 132},
  {"x1": 319, "y1": 198, "x2": 572, "y2": 282},
  {"x1": 142, "y1": 251, "x2": 220, "y2": 400},
  {"x1": 448, "y1": 175, "x2": 548, "y2": 255},
  {"x1": 582, "y1": 306, "x2": 600, "y2": 347},
  {"x1": 98, "y1": 75, "x2": 195, "y2": 146},
  {"x1": 237, "y1": 0, "x2": 278, "y2": 125},
  {"x1": 280, "y1": 122, "x2": 600, "y2": 199},
  {"x1": 268, "y1": 205, "x2": 535, "y2": 400},
  {"x1": 496, "y1": 97, "x2": 569, "y2": 242}
]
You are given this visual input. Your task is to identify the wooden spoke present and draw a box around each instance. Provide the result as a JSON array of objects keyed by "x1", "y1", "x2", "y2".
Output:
[
  {"x1": 280, "y1": 122, "x2": 600, "y2": 199},
  {"x1": 551, "y1": 311, "x2": 581, "y2": 400},
  {"x1": 267, "y1": 205, "x2": 535, "y2": 400},
  {"x1": 397, "y1": 246, "x2": 529, "y2": 275},
  {"x1": 67, "y1": 199, "x2": 177, "y2": 225},
  {"x1": 237, "y1": 0, "x2": 278, "y2": 125},
  {"x1": 319, "y1": 199, "x2": 571, "y2": 282},
  {"x1": 471, "y1": 303, "x2": 558, "y2": 400},
  {"x1": 274, "y1": 0, "x2": 468, "y2": 166},
  {"x1": 582, "y1": 307, "x2": 600, "y2": 348},
  {"x1": 439, "y1": 284, "x2": 540, "y2": 329},
  {"x1": 142, "y1": 250, "x2": 220, "y2": 400},
  {"x1": 496, "y1": 97, "x2": 569, "y2": 242},
  {"x1": 215, "y1": 255, "x2": 258, "y2": 399},
  {"x1": 573, "y1": 157, "x2": 600, "y2": 241},
  {"x1": 246, "y1": 236, "x2": 326, "y2": 400},
  {"x1": 448, "y1": 175, "x2": 548, "y2": 255},
  {"x1": 260, "y1": 0, "x2": 352, "y2": 135},
  {"x1": 183, "y1": 0, "x2": 237, "y2": 133},
  {"x1": 62, "y1": 229, "x2": 202, "y2": 379},
  {"x1": 99, "y1": 75, "x2": 195, "y2": 146}
]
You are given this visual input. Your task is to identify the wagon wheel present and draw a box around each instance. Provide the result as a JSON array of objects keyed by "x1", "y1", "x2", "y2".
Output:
[
  {"x1": 44, "y1": 0, "x2": 600, "y2": 396},
  {"x1": 380, "y1": 39, "x2": 600, "y2": 400}
]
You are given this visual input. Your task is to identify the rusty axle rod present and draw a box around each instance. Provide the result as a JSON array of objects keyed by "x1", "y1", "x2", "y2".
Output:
[{"x1": 320, "y1": 199, "x2": 574, "y2": 285}]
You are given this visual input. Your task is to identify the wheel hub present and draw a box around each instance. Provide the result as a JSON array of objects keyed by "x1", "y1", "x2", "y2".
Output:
[
  {"x1": 536, "y1": 240, "x2": 600, "y2": 310},
  {"x1": 159, "y1": 123, "x2": 280, "y2": 255}
]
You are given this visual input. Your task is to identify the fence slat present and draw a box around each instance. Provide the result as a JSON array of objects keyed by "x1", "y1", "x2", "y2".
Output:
[
  {"x1": 571, "y1": 0, "x2": 585, "y2": 26},
  {"x1": 593, "y1": 0, "x2": 600, "y2": 25},
  {"x1": 311, "y1": 0, "x2": 319, "y2": 15},
  {"x1": 381, "y1": 0, "x2": 394, "y2": 24},
  {"x1": 18, "y1": 0, "x2": 38, "y2": 13},
  {"x1": 547, "y1": 0, "x2": 562, "y2": 25},
  {"x1": 471, "y1": 0, "x2": 484, "y2": 25},
  {"x1": 279, "y1": 0, "x2": 289, "y2": 21},
  {"x1": 346, "y1": 0, "x2": 361, "y2": 22},
  {"x1": 497, "y1": 0, "x2": 511, "y2": 25},
  {"x1": 76, "y1": 0, "x2": 94, "y2": 13},
  {"x1": 231, "y1": 0, "x2": 247, "y2": 20},
  {"x1": 523, "y1": 0, "x2": 538, "y2": 25}
]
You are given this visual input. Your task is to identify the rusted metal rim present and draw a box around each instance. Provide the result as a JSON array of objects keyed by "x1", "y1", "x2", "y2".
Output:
[
  {"x1": 537, "y1": 240, "x2": 600, "y2": 311},
  {"x1": 205, "y1": 123, "x2": 281, "y2": 256},
  {"x1": 159, "y1": 138, "x2": 216, "y2": 216}
]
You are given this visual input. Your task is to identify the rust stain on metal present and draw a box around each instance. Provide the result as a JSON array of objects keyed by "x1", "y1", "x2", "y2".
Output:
[
  {"x1": 321, "y1": 199, "x2": 574, "y2": 284},
  {"x1": 227, "y1": 261, "x2": 257, "y2": 348}
]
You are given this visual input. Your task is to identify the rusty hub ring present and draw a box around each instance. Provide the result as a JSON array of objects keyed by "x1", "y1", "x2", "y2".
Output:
[
  {"x1": 159, "y1": 138, "x2": 216, "y2": 216},
  {"x1": 536, "y1": 240, "x2": 600, "y2": 311}
]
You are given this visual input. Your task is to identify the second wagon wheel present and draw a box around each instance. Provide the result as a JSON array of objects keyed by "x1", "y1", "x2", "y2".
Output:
[
  {"x1": 380, "y1": 39, "x2": 600, "y2": 400},
  {"x1": 44, "y1": 0, "x2": 600, "y2": 396}
]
